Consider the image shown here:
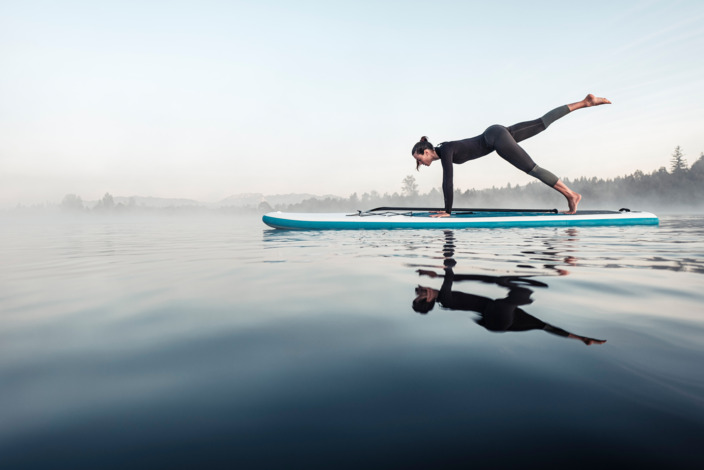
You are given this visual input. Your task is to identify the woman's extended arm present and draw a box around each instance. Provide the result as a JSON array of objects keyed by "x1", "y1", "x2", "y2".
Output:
[{"x1": 440, "y1": 154, "x2": 453, "y2": 215}]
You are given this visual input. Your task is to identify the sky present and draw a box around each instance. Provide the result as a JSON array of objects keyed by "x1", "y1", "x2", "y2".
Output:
[{"x1": 1, "y1": 0, "x2": 703, "y2": 207}]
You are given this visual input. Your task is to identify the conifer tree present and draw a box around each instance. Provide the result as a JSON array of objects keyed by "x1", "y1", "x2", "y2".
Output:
[{"x1": 670, "y1": 146, "x2": 687, "y2": 173}]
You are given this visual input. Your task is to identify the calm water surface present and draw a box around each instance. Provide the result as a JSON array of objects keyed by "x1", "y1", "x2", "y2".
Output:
[{"x1": 1, "y1": 213, "x2": 703, "y2": 469}]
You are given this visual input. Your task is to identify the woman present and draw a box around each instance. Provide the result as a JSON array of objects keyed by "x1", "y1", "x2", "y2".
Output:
[
  {"x1": 413, "y1": 269, "x2": 606, "y2": 346},
  {"x1": 411, "y1": 94, "x2": 611, "y2": 215}
]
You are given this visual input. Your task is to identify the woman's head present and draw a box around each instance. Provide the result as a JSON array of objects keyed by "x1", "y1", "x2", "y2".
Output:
[
  {"x1": 413, "y1": 285, "x2": 437, "y2": 314},
  {"x1": 412, "y1": 136, "x2": 434, "y2": 171}
]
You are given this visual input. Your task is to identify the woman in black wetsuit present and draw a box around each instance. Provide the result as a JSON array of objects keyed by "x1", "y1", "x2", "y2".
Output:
[
  {"x1": 411, "y1": 94, "x2": 611, "y2": 215},
  {"x1": 414, "y1": 269, "x2": 607, "y2": 346}
]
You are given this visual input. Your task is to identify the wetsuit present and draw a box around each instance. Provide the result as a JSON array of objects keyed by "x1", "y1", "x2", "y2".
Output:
[
  {"x1": 437, "y1": 269, "x2": 570, "y2": 337},
  {"x1": 435, "y1": 105, "x2": 569, "y2": 213}
]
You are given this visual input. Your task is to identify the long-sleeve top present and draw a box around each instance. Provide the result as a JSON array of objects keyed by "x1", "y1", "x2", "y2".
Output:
[{"x1": 436, "y1": 136, "x2": 493, "y2": 213}]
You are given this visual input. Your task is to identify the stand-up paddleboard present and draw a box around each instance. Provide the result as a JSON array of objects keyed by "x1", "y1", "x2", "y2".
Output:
[{"x1": 262, "y1": 207, "x2": 659, "y2": 230}]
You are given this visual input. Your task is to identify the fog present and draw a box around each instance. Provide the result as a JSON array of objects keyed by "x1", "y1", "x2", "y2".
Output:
[{"x1": 5, "y1": 154, "x2": 703, "y2": 217}]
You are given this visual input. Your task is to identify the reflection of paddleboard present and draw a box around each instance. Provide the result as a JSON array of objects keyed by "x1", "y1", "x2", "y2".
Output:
[{"x1": 262, "y1": 207, "x2": 659, "y2": 230}]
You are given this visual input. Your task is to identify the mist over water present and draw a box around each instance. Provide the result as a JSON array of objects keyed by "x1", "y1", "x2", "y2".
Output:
[
  {"x1": 7, "y1": 152, "x2": 704, "y2": 215},
  {"x1": 1, "y1": 213, "x2": 703, "y2": 468}
]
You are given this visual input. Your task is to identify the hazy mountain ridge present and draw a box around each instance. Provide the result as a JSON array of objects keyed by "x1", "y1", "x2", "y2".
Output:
[{"x1": 74, "y1": 193, "x2": 337, "y2": 209}]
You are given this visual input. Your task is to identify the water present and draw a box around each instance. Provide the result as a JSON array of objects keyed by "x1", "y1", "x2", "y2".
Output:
[{"x1": 1, "y1": 213, "x2": 703, "y2": 469}]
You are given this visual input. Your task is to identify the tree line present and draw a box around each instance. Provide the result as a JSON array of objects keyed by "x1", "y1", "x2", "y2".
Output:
[{"x1": 277, "y1": 147, "x2": 704, "y2": 213}]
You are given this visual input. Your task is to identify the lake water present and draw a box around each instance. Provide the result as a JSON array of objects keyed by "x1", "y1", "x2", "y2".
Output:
[{"x1": 1, "y1": 213, "x2": 703, "y2": 469}]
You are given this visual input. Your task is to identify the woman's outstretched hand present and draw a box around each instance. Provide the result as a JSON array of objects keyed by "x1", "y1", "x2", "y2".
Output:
[
  {"x1": 417, "y1": 269, "x2": 438, "y2": 278},
  {"x1": 430, "y1": 211, "x2": 451, "y2": 218}
]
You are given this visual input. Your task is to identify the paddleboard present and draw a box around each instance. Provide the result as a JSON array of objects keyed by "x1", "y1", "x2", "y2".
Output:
[{"x1": 262, "y1": 207, "x2": 659, "y2": 230}]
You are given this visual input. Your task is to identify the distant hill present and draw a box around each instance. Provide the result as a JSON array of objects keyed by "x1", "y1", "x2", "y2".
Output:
[
  {"x1": 216, "y1": 193, "x2": 336, "y2": 208},
  {"x1": 83, "y1": 193, "x2": 340, "y2": 209},
  {"x1": 108, "y1": 196, "x2": 203, "y2": 209}
]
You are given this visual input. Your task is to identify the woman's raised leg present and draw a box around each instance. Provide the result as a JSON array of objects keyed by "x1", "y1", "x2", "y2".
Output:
[{"x1": 508, "y1": 93, "x2": 611, "y2": 142}]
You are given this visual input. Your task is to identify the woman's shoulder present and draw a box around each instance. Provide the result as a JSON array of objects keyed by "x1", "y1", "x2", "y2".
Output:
[{"x1": 436, "y1": 141, "x2": 453, "y2": 159}]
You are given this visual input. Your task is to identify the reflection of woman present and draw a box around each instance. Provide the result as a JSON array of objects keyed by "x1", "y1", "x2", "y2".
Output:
[
  {"x1": 411, "y1": 94, "x2": 611, "y2": 215},
  {"x1": 414, "y1": 269, "x2": 606, "y2": 346}
]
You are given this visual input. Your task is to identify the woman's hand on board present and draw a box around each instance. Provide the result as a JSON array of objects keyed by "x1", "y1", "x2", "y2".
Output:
[{"x1": 430, "y1": 211, "x2": 451, "y2": 218}]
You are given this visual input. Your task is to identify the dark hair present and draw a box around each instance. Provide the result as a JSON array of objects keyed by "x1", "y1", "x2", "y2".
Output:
[
  {"x1": 413, "y1": 285, "x2": 436, "y2": 314},
  {"x1": 412, "y1": 297, "x2": 435, "y2": 314},
  {"x1": 412, "y1": 136, "x2": 433, "y2": 171}
]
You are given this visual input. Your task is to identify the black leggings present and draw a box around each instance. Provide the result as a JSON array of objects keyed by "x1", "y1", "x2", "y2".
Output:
[{"x1": 483, "y1": 105, "x2": 569, "y2": 183}]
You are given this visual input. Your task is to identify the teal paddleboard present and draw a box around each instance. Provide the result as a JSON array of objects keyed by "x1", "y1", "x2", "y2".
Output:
[{"x1": 262, "y1": 208, "x2": 659, "y2": 230}]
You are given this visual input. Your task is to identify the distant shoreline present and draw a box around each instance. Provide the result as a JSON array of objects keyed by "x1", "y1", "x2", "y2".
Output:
[{"x1": 5, "y1": 154, "x2": 704, "y2": 215}]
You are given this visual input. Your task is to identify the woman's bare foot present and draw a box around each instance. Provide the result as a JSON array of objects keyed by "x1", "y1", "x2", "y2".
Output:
[
  {"x1": 566, "y1": 192, "x2": 582, "y2": 214},
  {"x1": 553, "y1": 180, "x2": 581, "y2": 214},
  {"x1": 583, "y1": 93, "x2": 611, "y2": 107},
  {"x1": 568, "y1": 94, "x2": 611, "y2": 111},
  {"x1": 569, "y1": 334, "x2": 607, "y2": 345},
  {"x1": 582, "y1": 338, "x2": 607, "y2": 346}
]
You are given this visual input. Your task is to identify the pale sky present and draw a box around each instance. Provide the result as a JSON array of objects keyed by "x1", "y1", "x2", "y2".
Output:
[{"x1": 1, "y1": 0, "x2": 703, "y2": 207}]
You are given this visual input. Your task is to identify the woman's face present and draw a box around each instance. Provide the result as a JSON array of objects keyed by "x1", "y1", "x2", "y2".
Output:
[
  {"x1": 413, "y1": 149, "x2": 435, "y2": 168},
  {"x1": 415, "y1": 285, "x2": 438, "y2": 302}
]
